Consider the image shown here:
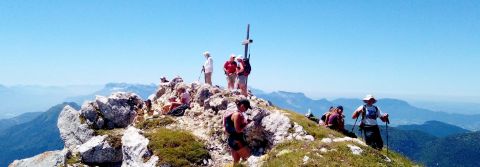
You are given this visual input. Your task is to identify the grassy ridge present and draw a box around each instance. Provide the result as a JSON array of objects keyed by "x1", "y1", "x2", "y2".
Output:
[{"x1": 263, "y1": 107, "x2": 418, "y2": 167}]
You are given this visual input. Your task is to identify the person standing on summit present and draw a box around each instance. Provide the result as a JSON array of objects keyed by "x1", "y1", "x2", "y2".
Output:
[
  {"x1": 202, "y1": 51, "x2": 213, "y2": 85},
  {"x1": 224, "y1": 54, "x2": 237, "y2": 90},
  {"x1": 352, "y1": 95, "x2": 389, "y2": 150}
]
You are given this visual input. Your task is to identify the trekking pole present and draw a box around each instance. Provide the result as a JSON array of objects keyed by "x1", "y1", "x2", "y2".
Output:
[
  {"x1": 386, "y1": 118, "x2": 390, "y2": 155},
  {"x1": 351, "y1": 116, "x2": 359, "y2": 132},
  {"x1": 197, "y1": 67, "x2": 204, "y2": 83}
]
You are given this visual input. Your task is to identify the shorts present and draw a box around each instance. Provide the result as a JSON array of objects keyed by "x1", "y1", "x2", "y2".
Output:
[
  {"x1": 228, "y1": 134, "x2": 248, "y2": 151},
  {"x1": 237, "y1": 75, "x2": 247, "y2": 85},
  {"x1": 227, "y1": 74, "x2": 237, "y2": 83}
]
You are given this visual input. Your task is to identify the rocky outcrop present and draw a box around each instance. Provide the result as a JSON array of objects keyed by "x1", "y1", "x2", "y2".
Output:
[
  {"x1": 12, "y1": 77, "x2": 323, "y2": 167},
  {"x1": 78, "y1": 135, "x2": 123, "y2": 164},
  {"x1": 8, "y1": 149, "x2": 68, "y2": 167},
  {"x1": 80, "y1": 92, "x2": 143, "y2": 129},
  {"x1": 121, "y1": 127, "x2": 158, "y2": 167},
  {"x1": 58, "y1": 105, "x2": 94, "y2": 150}
]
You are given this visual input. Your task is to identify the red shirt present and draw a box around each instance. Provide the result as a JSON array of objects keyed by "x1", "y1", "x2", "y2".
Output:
[{"x1": 224, "y1": 61, "x2": 237, "y2": 74}]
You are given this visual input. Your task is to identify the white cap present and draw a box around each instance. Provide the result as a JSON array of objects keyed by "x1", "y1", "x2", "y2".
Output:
[
  {"x1": 363, "y1": 94, "x2": 376, "y2": 101},
  {"x1": 203, "y1": 51, "x2": 210, "y2": 57}
]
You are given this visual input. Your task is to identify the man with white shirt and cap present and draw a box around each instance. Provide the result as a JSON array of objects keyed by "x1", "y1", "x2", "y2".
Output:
[
  {"x1": 352, "y1": 94, "x2": 389, "y2": 150},
  {"x1": 202, "y1": 51, "x2": 213, "y2": 85}
]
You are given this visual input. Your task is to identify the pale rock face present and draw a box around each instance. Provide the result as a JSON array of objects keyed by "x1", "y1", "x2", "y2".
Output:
[
  {"x1": 79, "y1": 92, "x2": 142, "y2": 129},
  {"x1": 57, "y1": 105, "x2": 94, "y2": 150},
  {"x1": 121, "y1": 126, "x2": 158, "y2": 167},
  {"x1": 96, "y1": 92, "x2": 143, "y2": 128},
  {"x1": 78, "y1": 135, "x2": 123, "y2": 164},
  {"x1": 195, "y1": 85, "x2": 213, "y2": 106},
  {"x1": 347, "y1": 144, "x2": 363, "y2": 155},
  {"x1": 9, "y1": 149, "x2": 68, "y2": 167}
]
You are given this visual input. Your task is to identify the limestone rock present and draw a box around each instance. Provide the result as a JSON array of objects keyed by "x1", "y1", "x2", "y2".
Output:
[
  {"x1": 121, "y1": 126, "x2": 158, "y2": 167},
  {"x1": 78, "y1": 135, "x2": 123, "y2": 164},
  {"x1": 95, "y1": 92, "x2": 143, "y2": 128},
  {"x1": 9, "y1": 149, "x2": 68, "y2": 167},
  {"x1": 58, "y1": 105, "x2": 94, "y2": 150}
]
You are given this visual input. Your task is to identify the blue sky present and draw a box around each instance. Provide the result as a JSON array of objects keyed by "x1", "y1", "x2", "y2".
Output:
[{"x1": 0, "y1": 0, "x2": 479, "y2": 102}]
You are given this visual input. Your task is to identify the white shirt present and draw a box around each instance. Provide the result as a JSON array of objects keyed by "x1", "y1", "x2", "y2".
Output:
[
  {"x1": 204, "y1": 57, "x2": 213, "y2": 73},
  {"x1": 356, "y1": 105, "x2": 382, "y2": 126}
]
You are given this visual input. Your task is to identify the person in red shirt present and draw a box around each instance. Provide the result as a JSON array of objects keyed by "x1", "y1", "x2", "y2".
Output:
[{"x1": 224, "y1": 54, "x2": 237, "y2": 90}]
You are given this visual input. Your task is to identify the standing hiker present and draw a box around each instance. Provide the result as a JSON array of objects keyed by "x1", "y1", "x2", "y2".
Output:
[
  {"x1": 236, "y1": 56, "x2": 248, "y2": 96},
  {"x1": 224, "y1": 99, "x2": 252, "y2": 165},
  {"x1": 352, "y1": 95, "x2": 389, "y2": 150},
  {"x1": 224, "y1": 54, "x2": 237, "y2": 90},
  {"x1": 203, "y1": 51, "x2": 213, "y2": 85}
]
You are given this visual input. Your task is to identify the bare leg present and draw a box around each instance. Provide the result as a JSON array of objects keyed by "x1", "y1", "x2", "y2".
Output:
[{"x1": 231, "y1": 150, "x2": 241, "y2": 165}]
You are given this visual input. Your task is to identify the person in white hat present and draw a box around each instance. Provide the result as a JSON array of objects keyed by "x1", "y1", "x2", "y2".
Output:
[
  {"x1": 352, "y1": 94, "x2": 389, "y2": 150},
  {"x1": 202, "y1": 51, "x2": 213, "y2": 85}
]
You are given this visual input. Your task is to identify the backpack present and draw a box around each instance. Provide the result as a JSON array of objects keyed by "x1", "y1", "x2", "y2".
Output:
[
  {"x1": 243, "y1": 58, "x2": 251, "y2": 76},
  {"x1": 223, "y1": 112, "x2": 237, "y2": 134},
  {"x1": 359, "y1": 105, "x2": 379, "y2": 129}
]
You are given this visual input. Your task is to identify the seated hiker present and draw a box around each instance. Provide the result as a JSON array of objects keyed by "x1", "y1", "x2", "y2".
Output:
[
  {"x1": 327, "y1": 106, "x2": 357, "y2": 138},
  {"x1": 305, "y1": 110, "x2": 319, "y2": 123},
  {"x1": 224, "y1": 99, "x2": 252, "y2": 165},
  {"x1": 134, "y1": 103, "x2": 145, "y2": 123},
  {"x1": 144, "y1": 99, "x2": 154, "y2": 116},
  {"x1": 167, "y1": 87, "x2": 191, "y2": 116},
  {"x1": 319, "y1": 106, "x2": 335, "y2": 126},
  {"x1": 352, "y1": 95, "x2": 389, "y2": 150}
]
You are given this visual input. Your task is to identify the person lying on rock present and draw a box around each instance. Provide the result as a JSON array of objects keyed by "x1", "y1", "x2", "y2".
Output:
[
  {"x1": 166, "y1": 87, "x2": 191, "y2": 116},
  {"x1": 224, "y1": 99, "x2": 252, "y2": 165}
]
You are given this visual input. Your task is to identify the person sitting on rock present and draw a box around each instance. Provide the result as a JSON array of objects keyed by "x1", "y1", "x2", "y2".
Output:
[
  {"x1": 167, "y1": 87, "x2": 191, "y2": 116},
  {"x1": 319, "y1": 106, "x2": 335, "y2": 126},
  {"x1": 327, "y1": 106, "x2": 356, "y2": 138},
  {"x1": 224, "y1": 99, "x2": 252, "y2": 165}
]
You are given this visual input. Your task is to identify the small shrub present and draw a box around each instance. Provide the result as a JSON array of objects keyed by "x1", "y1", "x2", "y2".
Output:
[
  {"x1": 135, "y1": 116, "x2": 175, "y2": 130},
  {"x1": 145, "y1": 128, "x2": 210, "y2": 167}
]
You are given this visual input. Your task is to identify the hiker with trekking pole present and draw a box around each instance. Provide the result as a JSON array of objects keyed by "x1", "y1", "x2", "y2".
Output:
[
  {"x1": 351, "y1": 95, "x2": 389, "y2": 150},
  {"x1": 202, "y1": 51, "x2": 213, "y2": 85}
]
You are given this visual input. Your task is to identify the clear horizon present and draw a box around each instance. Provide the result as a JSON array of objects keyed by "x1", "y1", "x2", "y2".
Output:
[{"x1": 1, "y1": 1, "x2": 479, "y2": 103}]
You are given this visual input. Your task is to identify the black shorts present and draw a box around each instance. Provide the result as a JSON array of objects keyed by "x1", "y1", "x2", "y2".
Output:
[{"x1": 228, "y1": 134, "x2": 248, "y2": 151}]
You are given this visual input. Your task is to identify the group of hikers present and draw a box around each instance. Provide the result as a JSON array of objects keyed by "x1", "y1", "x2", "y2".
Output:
[
  {"x1": 307, "y1": 94, "x2": 390, "y2": 150},
  {"x1": 202, "y1": 52, "x2": 252, "y2": 97},
  {"x1": 133, "y1": 51, "x2": 390, "y2": 166}
]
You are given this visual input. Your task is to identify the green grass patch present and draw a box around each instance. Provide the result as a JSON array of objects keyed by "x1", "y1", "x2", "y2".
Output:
[
  {"x1": 66, "y1": 152, "x2": 81, "y2": 165},
  {"x1": 263, "y1": 140, "x2": 419, "y2": 167},
  {"x1": 135, "y1": 116, "x2": 175, "y2": 130},
  {"x1": 93, "y1": 128, "x2": 123, "y2": 149},
  {"x1": 145, "y1": 128, "x2": 210, "y2": 167},
  {"x1": 276, "y1": 107, "x2": 343, "y2": 139}
]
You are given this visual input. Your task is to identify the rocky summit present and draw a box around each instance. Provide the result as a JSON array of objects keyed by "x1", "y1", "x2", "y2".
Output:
[{"x1": 9, "y1": 77, "x2": 416, "y2": 167}]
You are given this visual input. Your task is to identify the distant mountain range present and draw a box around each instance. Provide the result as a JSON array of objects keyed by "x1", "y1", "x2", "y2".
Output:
[
  {"x1": 0, "y1": 84, "x2": 99, "y2": 119},
  {"x1": 0, "y1": 112, "x2": 42, "y2": 132},
  {"x1": 0, "y1": 102, "x2": 80, "y2": 167},
  {"x1": 396, "y1": 120, "x2": 470, "y2": 138},
  {"x1": 65, "y1": 83, "x2": 157, "y2": 104},
  {"x1": 256, "y1": 91, "x2": 480, "y2": 130},
  {"x1": 1, "y1": 84, "x2": 478, "y2": 166}
]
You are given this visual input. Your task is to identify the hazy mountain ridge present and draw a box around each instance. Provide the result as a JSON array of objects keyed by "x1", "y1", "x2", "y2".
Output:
[
  {"x1": 0, "y1": 102, "x2": 80, "y2": 167},
  {"x1": 0, "y1": 112, "x2": 43, "y2": 132},
  {"x1": 257, "y1": 91, "x2": 480, "y2": 130},
  {"x1": 0, "y1": 85, "x2": 99, "y2": 119},
  {"x1": 397, "y1": 120, "x2": 471, "y2": 137},
  {"x1": 65, "y1": 83, "x2": 156, "y2": 104}
]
